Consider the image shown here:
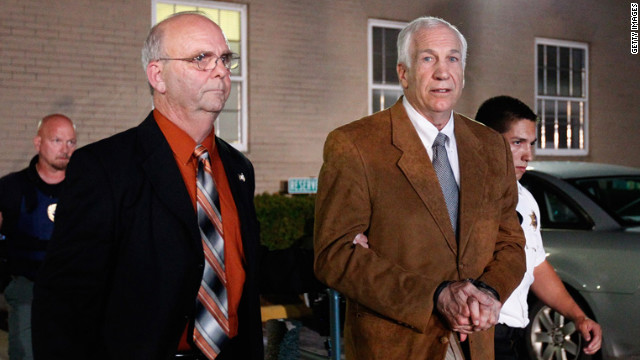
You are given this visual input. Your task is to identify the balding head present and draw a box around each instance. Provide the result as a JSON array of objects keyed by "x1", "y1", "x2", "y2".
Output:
[
  {"x1": 37, "y1": 114, "x2": 75, "y2": 136},
  {"x1": 141, "y1": 12, "x2": 229, "y2": 94},
  {"x1": 34, "y1": 114, "x2": 77, "y2": 172}
]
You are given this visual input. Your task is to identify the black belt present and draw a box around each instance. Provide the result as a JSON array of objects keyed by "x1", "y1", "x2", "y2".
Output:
[{"x1": 174, "y1": 352, "x2": 207, "y2": 360}]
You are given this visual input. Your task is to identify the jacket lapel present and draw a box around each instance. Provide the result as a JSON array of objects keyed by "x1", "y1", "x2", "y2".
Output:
[
  {"x1": 390, "y1": 100, "x2": 458, "y2": 254},
  {"x1": 137, "y1": 113, "x2": 200, "y2": 244},
  {"x1": 216, "y1": 138, "x2": 248, "y2": 227},
  {"x1": 454, "y1": 114, "x2": 488, "y2": 256}
]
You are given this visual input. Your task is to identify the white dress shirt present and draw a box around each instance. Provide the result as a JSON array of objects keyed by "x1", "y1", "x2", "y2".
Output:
[
  {"x1": 498, "y1": 182, "x2": 547, "y2": 328},
  {"x1": 402, "y1": 97, "x2": 460, "y2": 186}
]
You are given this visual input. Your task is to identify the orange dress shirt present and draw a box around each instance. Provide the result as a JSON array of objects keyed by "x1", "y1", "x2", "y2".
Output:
[{"x1": 154, "y1": 110, "x2": 245, "y2": 350}]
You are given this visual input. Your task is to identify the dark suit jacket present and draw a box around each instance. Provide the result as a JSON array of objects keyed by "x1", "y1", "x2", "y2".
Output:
[
  {"x1": 314, "y1": 99, "x2": 526, "y2": 359},
  {"x1": 32, "y1": 112, "x2": 263, "y2": 359}
]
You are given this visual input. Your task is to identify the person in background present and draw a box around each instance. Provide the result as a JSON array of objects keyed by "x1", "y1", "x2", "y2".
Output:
[
  {"x1": 314, "y1": 16, "x2": 526, "y2": 359},
  {"x1": 31, "y1": 13, "x2": 316, "y2": 360},
  {"x1": 475, "y1": 95, "x2": 602, "y2": 359},
  {"x1": 0, "y1": 114, "x2": 77, "y2": 360}
]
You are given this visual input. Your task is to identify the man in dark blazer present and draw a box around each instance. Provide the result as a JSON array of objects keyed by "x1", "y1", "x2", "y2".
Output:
[
  {"x1": 32, "y1": 13, "x2": 265, "y2": 360},
  {"x1": 314, "y1": 17, "x2": 526, "y2": 359}
]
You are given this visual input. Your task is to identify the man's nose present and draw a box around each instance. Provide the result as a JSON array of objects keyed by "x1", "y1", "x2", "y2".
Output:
[
  {"x1": 523, "y1": 145, "x2": 533, "y2": 161},
  {"x1": 209, "y1": 62, "x2": 230, "y2": 78},
  {"x1": 433, "y1": 61, "x2": 450, "y2": 79}
]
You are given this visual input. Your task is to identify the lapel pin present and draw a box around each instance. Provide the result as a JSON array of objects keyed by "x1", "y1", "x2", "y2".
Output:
[{"x1": 238, "y1": 173, "x2": 246, "y2": 182}]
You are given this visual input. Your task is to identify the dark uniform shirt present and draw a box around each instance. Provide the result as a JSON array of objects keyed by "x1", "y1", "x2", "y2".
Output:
[{"x1": 0, "y1": 156, "x2": 63, "y2": 280}]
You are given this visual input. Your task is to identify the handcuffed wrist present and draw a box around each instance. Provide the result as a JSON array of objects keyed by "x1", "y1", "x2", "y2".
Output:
[
  {"x1": 434, "y1": 281, "x2": 454, "y2": 306},
  {"x1": 472, "y1": 279, "x2": 500, "y2": 301},
  {"x1": 463, "y1": 278, "x2": 500, "y2": 301}
]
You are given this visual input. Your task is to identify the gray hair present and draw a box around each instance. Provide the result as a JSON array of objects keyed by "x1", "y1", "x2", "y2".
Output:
[
  {"x1": 141, "y1": 23, "x2": 165, "y2": 72},
  {"x1": 141, "y1": 15, "x2": 170, "y2": 95},
  {"x1": 397, "y1": 16, "x2": 467, "y2": 69}
]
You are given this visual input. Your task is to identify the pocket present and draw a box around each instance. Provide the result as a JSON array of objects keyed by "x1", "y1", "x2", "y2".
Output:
[
  {"x1": 348, "y1": 304, "x2": 420, "y2": 359},
  {"x1": 3, "y1": 277, "x2": 33, "y2": 305},
  {"x1": 3, "y1": 278, "x2": 16, "y2": 303}
]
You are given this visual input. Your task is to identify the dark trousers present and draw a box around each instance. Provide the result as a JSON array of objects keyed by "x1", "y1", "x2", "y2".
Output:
[{"x1": 494, "y1": 323, "x2": 526, "y2": 360}]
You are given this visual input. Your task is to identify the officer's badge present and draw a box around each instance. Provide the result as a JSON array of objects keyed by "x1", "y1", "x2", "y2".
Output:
[
  {"x1": 529, "y1": 211, "x2": 537, "y2": 230},
  {"x1": 47, "y1": 203, "x2": 57, "y2": 222}
]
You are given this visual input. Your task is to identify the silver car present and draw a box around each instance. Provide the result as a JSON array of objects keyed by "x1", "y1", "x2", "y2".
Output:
[{"x1": 520, "y1": 161, "x2": 640, "y2": 360}]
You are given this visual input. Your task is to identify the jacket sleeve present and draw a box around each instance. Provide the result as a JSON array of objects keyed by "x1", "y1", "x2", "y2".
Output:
[
  {"x1": 32, "y1": 148, "x2": 115, "y2": 359},
  {"x1": 475, "y1": 135, "x2": 526, "y2": 302},
  {"x1": 313, "y1": 129, "x2": 437, "y2": 332}
]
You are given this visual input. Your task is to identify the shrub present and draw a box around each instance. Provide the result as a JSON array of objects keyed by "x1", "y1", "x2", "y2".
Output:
[{"x1": 254, "y1": 193, "x2": 315, "y2": 250}]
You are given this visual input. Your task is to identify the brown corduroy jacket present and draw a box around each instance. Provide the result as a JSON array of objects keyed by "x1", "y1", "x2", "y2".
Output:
[{"x1": 314, "y1": 99, "x2": 526, "y2": 360}]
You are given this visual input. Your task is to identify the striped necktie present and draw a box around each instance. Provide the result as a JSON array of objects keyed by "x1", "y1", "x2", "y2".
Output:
[
  {"x1": 432, "y1": 132, "x2": 459, "y2": 233},
  {"x1": 193, "y1": 144, "x2": 229, "y2": 359}
]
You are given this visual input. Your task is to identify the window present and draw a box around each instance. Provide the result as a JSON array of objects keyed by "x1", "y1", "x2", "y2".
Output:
[
  {"x1": 535, "y1": 38, "x2": 588, "y2": 156},
  {"x1": 152, "y1": 0, "x2": 248, "y2": 151},
  {"x1": 368, "y1": 19, "x2": 406, "y2": 114}
]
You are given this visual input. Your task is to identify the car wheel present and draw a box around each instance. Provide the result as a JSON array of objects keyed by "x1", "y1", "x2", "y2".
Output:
[{"x1": 524, "y1": 298, "x2": 598, "y2": 360}]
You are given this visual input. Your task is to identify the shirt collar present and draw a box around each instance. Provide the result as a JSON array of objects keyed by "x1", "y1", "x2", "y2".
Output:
[
  {"x1": 153, "y1": 109, "x2": 215, "y2": 164},
  {"x1": 402, "y1": 96, "x2": 455, "y2": 148}
]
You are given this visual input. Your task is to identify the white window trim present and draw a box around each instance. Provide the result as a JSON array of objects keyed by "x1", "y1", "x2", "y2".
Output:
[
  {"x1": 534, "y1": 37, "x2": 589, "y2": 156},
  {"x1": 151, "y1": 0, "x2": 249, "y2": 152},
  {"x1": 368, "y1": 19, "x2": 407, "y2": 115}
]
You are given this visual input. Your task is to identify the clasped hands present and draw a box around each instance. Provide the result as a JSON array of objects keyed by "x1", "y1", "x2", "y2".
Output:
[
  {"x1": 436, "y1": 279, "x2": 502, "y2": 341},
  {"x1": 352, "y1": 233, "x2": 501, "y2": 341}
]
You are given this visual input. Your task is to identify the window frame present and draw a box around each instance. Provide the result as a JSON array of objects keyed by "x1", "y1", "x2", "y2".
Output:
[
  {"x1": 368, "y1": 19, "x2": 407, "y2": 115},
  {"x1": 151, "y1": 0, "x2": 249, "y2": 152},
  {"x1": 534, "y1": 37, "x2": 589, "y2": 156}
]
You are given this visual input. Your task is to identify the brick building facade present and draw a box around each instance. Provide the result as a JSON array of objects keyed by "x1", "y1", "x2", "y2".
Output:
[{"x1": 1, "y1": 0, "x2": 638, "y2": 193}]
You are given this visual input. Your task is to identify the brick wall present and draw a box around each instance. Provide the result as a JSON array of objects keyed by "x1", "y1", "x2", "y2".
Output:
[
  {"x1": 247, "y1": 0, "x2": 369, "y2": 192},
  {"x1": 1, "y1": 0, "x2": 151, "y2": 175},
  {"x1": 1, "y1": 0, "x2": 639, "y2": 194}
]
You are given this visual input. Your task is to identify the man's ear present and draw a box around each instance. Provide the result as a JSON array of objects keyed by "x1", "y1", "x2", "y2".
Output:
[
  {"x1": 146, "y1": 61, "x2": 166, "y2": 94},
  {"x1": 33, "y1": 135, "x2": 42, "y2": 152},
  {"x1": 397, "y1": 63, "x2": 409, "y2": 89}
]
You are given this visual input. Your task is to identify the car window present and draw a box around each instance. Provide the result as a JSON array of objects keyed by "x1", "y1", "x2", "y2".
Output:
[
  {"x1": 520, "y1": 174, "x2": 593, "y2": 230},
  {"x1": 542, "y1": 191, "x2": 582, "y2": 224},
  {"x1": 570, "y1": 176, "x2": 640, "y2": 226}
]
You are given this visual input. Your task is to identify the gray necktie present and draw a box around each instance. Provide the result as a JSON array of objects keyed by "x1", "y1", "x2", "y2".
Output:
[{"x1": 432, "y1": 132, "x2": 459, "y2": 233}]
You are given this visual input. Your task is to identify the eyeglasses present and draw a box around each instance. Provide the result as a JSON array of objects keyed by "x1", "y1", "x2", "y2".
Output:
[{"x1": 158, "y1": 52, "x2": 240, "y2": 71}]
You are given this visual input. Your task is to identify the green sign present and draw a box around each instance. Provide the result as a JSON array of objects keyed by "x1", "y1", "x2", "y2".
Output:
[{"x1": 288, "y1": 177, "x2": 318, "y2": 194}]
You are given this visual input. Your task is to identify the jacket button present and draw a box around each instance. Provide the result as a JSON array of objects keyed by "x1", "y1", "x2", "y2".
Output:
[{"x1": 440, "y1": 336, "x2": 449, "y2": 344}]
